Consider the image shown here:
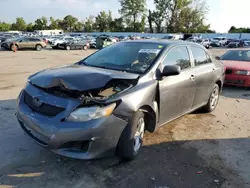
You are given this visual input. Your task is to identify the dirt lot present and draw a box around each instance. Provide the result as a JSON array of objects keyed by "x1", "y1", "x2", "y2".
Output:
[{"x1": 0, "y1": 48, "x2": 250, "y2": 188}]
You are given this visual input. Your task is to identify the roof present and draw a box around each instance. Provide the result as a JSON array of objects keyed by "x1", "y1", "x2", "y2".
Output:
[{"x1": 122, "y1": 39, "x2": 196, "y2": 46}]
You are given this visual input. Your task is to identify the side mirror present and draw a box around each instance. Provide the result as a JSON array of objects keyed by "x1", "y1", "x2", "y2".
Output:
[
  {"x1": 215, "y1": 56, "x2": 220, "y2": 60},
  {"x1": 162, "y1": 65, "x2": 181, "y2": 77}
]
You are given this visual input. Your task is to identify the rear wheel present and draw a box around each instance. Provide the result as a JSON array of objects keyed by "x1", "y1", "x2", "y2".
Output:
[
  {"x1": 201, "y1": 84, "x2": 220, "y2": 112},
  {"x1": 36, "y1": 44, "x2": 42, "y2": 51},
  {"x1": 116, "y1": 111, "x2": 145, "y2": 161}
]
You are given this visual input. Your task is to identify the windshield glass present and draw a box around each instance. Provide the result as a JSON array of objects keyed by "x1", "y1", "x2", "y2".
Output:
[
  {"x1": 221, "y1": 50, "x2": 250, "y2": 61},
  {"x1": 80, "y1": 42, "x2": 165, "y2": 74}
]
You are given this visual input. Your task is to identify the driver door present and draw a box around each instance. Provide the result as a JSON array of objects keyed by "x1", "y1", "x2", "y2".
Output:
[
  {"x1": 159, "y1": 45, "x2": 196, "y2": 125},
  {"x1": 17, "y1": 38, "x2": 29, "y2": 49}
]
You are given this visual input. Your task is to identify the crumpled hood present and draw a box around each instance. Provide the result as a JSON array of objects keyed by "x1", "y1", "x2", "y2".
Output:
[{"x1": 28, "y1": 64, "x2": 139, "y2": 91}]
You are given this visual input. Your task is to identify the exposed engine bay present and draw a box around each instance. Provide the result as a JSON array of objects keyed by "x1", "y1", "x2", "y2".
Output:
[{"x1": 34, "y1": 79, "x2": 136, "y2": 104}]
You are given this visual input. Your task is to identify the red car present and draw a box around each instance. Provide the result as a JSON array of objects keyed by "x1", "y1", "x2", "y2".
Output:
[{"x1": 218, "y1": 50, "x2": 250, "y2": 87}]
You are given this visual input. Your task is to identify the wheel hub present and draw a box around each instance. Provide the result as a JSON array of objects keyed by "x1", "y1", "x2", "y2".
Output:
[{"x1": 134, "y1": 117, "x2": 145, "y2": 152}]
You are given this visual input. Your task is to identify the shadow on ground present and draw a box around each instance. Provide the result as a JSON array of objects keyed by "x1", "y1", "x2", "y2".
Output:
[
  {"x1": 0, "y1": 99, "x2": 249, "y2": 188},
  {"x1": 221, "y1": 86, "x2": 250, "y2": 100}
]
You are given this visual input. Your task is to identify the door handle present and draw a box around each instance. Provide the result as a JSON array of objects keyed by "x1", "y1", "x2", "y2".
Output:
[
  {"x1": 212, "y1": 68, "x2": 216, "y2": 73},
  {"x1": 190, "y1": 75, "x2": 195, "y2": 81}
]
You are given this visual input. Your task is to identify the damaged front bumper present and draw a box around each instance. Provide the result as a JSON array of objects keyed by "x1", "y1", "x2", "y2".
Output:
[{"x1": 16, "y1": 83, "x2": 128, "y2": 159}]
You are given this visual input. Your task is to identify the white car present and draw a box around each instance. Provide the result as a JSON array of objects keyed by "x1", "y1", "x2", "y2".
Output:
[
  {"x1": 51, "y1": 36, "x2": 75, "y2": 49},
  {"x1": 211, "y1": 37, "x2": 227, "y2": 46}
]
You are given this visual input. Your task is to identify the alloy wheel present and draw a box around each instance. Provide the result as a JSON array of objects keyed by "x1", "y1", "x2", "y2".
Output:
[{"x1": 134, "y1": 117, "x2": 145, "y2": 152}]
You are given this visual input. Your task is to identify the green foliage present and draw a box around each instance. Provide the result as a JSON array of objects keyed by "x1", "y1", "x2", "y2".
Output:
[
  {"x1": 110, "y1": 18, "x2": 124, "y2": 32},
  {"x1": 0, "y1": 1, "x2": 212, "y2": 33},
  {"x1": 61, "y1": 15, "x2": 78, "y2": 31},
  {"x1": 229, "y1": 26, "x2": 250, "y2": 33},
  {"x1": 95, "y1": 11, "x2": 112, "y2": 32},
  {"x1": 11, "y1": 17, "x2": 26, "y2": 31},
  {"x1": 0, "y1": 22, "x2": 11, "y2": 31},
  {"x1": 26, "y1": 23, "x2": 34, "y2": 32},
  {"x1": 119, "y1": 0, "x2": 147, "y2": 32},
  {"x1": 83, "y1": 16, "x2": 96, "y2": 32},
  {"x1": 49, "y1": 17, "x2": 60, "y2": 29},
  {"x1": 151, "y1": 0, "x2": 210, "y2": 33},
  {"x1": 33, "y1": 16, "x2": 48, "y2": 30}
]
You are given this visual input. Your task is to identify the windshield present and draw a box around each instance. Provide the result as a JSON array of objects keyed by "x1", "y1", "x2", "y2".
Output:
[
  {"x1": 80, "y1": 42, "x2": 165, "y2": 74},
  {"x1": 221, "y1": 50, "x2": 250, "y2": 62}
]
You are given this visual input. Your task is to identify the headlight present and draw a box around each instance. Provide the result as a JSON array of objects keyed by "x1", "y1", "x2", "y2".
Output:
[
  {"x1": 66, "y1": 103, "x2": 116, "y2": 122},
  {"x1": 236, "y1": 70, "x2": 250, "y2": 75}
]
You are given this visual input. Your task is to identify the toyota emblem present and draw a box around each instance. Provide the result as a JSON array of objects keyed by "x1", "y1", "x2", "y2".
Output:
[{"x1": 32, "y1": 97, "x2": 42, "y2": 107}]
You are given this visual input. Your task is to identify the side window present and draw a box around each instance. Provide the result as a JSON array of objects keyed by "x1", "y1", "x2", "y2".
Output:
[
  {"x1": 191, "y1": 46, "x2": 210, "y2": 66},
  {"x1": 163, "y1": 46, "x2": 191, "y2": 70}
]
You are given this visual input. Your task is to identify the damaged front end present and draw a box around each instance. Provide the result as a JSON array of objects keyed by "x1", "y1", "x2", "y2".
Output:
[{"x1": 32, "y1": 78, "x2": 138, "y2": 106}]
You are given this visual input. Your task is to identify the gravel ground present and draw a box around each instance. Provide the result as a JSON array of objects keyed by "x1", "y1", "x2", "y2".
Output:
[{"x1": 0, "y1": 48, "x2": 250, "y2": 188}]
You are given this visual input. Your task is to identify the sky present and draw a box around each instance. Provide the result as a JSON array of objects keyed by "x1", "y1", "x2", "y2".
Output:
[{"x1": 0, "y1": 0, "x2": 249, "y2": 33}]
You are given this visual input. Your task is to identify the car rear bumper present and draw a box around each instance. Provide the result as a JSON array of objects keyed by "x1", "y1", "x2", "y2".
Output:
[
  {"x1": 225, "y1": 74, "x2": 250, "y2": 87},
  {"x1": 16, "y1": 85, "x2": 128, "y2": 159}
]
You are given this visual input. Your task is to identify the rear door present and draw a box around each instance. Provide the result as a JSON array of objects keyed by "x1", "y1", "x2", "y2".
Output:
[
  {"x1": 189, "y1": 45, "x2": 216, "y2": 108},
  {"x1": 159, "y1": 45, "x2": 196, "y2": 124}
]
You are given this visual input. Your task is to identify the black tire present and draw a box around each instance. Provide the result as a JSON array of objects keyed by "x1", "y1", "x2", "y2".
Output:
[
  {"x1": 116, "y1": 111, "x2": 145, "y2": 161},
  {"x1": 201, "y1": 84, "x2": 220, "y2": 113},
  {"x1": 52, "y1": 46, "x2": 57, "y2": 49},
  {"x1": 36, "y1": 44, "x2": 42, "y2": 51}
]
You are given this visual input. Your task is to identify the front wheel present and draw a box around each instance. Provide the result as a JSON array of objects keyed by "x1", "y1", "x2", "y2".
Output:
[
  {"x1": 36, "y1": 44, "x2": 42, "y2": 51},
  {"x1": 116, "y1": 111, "x2": 145, "y2": 161},
  {"x1": 66, "y1": 45, "x2": 71, "y2": 50},
  {"x1": 201, "y1": 84, "x2": 220, "y2": 112}
]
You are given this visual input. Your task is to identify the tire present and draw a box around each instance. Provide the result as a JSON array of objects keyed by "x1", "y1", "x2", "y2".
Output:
[
  {"x1": 201, "y1": 84, "x2": 220, "y2": 113},
  {"x1": 66, "y1": 46, "x2": 71, "y2": 50},
  {"x1": 36, "y1": 44, "x2": 42, "y2": 51},
  {"x1": 10, "y1": 44, "x2": 18, "y2": 51},
  {"x1": 52, "y1": 46, "x2": 57, "y2": 49},
  {"x1": 116, "y1": 111, "x2": 145, "y2": 161}
]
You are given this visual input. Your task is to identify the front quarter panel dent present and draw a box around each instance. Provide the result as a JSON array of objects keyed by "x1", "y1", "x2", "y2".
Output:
[{"x1": 112, "y1": 80, "x2": 158, "y2": 118}]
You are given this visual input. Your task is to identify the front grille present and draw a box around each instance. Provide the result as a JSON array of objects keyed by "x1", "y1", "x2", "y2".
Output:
[
  {"x1": 226, "y1": 69, "x2": 233, "y2": 74},
  {"x1": 23, "y1": 90, "x2": 65, "y2": 117}
]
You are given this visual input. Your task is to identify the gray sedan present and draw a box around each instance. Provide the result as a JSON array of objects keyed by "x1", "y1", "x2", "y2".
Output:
[{"x1": 16, "y1": 40, "x2": 225, "y2": 160}]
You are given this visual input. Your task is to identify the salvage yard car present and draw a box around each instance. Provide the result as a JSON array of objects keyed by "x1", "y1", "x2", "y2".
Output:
[
  {"x1": 1, "y1": 37, "x2": 46, "y2": 51},
  {"x1": 16, "y1": 40, "x2": 225, "y2": 161},
  {"x1": 58, "y1": 39, "x2": 89, "y2": 50},
  {"x1": 217, "y1": 50, "x2": 250, "y2": 87}
]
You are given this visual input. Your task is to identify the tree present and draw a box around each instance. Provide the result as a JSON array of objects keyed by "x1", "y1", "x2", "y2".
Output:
[
  {"x1": 119, "y1": 0, "x2": 147, "y2": 32},
  {"x1": 33, "y1": 16, "x2": 48, "y2": 30},
  {"x1": 150, "y1": 0, "x2": 169, "y2": 33},
  {"x1": 110, "y1": 18, "x2": 124, "y2": 32},
  {"x1": 26, "y1": 23, "x2": 34, "y2": 32},
  {"x1": 147, "y1": 10, "x2": 154, "y2": 33},
  {"x1": 11, "y1": 17, "x2": 26, "y2": 31},
  {"x1": 0, "y1": 22, "x2": 11, "y2": 31},
  {"x1": 83, "y1": 16, "x2": 95, "y2": 32},
  {"x1": 152, "y1": 0, "x2": 210, "y2": 33},
  {"x1": 49, "y1": 17, "x2": 61, "y2": 29},
  {"x1": 95, "y1": 11, "x2": 111, "y2": 32},
  {"x1": 74, "y1": 21, "x2": 84, "y2": 31},
  {"x1": 61, "y1": 15, "x2": 78, "y2": 31}
]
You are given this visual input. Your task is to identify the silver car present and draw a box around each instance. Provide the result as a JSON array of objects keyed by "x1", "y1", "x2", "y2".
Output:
[{"x1": 16, "y1": 40, "x2": 225, "y2": 160}]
